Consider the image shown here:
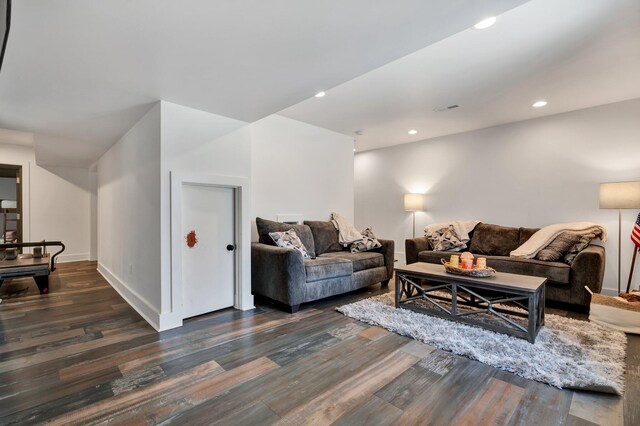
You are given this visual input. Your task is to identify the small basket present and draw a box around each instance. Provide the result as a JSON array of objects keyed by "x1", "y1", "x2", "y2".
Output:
[{"x1": 440, "y1": 258, "x2": 496, "y2": 278}]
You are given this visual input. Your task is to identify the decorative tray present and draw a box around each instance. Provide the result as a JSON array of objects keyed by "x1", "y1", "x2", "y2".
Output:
[{"x1": 440, "y1": 258, "x2": 496, "y2": 278}]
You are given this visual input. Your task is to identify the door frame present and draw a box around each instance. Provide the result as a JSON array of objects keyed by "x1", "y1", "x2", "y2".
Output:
[
  {"x1": 170, "y1": 172, "x2": 252, "y2": 324},
  {"x1": 0, "y1": 163, "x2": 22, "y2": 245}
]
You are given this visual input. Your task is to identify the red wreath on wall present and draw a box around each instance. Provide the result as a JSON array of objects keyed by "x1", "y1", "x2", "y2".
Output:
[{"x1": 185, "y1": 230, "x2": 198, "y2": 248}]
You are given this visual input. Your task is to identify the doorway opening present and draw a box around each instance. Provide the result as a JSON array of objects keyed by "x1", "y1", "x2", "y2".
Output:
[
  {"x1": 169, "y1": 172, "x2": 252, "y2": 330},
  {"x1": 0, "y1": 163, "x2": 22, "y2": 246},
  {"x1": 180, "y1": 183, "x2": 236, "y2": 319}
]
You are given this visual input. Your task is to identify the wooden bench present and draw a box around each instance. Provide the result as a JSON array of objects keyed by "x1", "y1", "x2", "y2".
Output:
[{"x1": 0, "y1": 241, "x2": 65, "y2": 294}]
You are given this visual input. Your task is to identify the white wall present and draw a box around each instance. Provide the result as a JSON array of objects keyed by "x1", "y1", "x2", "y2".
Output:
[
  {"x1": 0, "y1": 143, "x2": 93, "y2": 261},
  {"x1": 97, "y1": 103, "x2": 162, "y2": 326},
  {"x1": 89, "y1": 170, "x2": 98, "y2": 261},
  {"x1": 160, "y1": 101, "x2": 251, "y2": 329},
  {"x1": 32, "y1": 166, "x2": 93, "y2": 262},
  {"x1": 250, "y1": 114, "x2": 355, "y2": 240},
  {"x1": 355, "y1": 98, "x2": 640, "y2": 293}
]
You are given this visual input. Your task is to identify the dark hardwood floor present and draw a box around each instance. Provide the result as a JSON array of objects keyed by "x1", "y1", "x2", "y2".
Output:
[{"x1": 0, "y1": 261, "x2": 636, "y2": 425}]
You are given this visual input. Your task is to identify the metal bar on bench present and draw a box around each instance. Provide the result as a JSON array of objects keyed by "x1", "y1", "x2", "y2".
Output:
[{"x1": 0, "y1": 241, "x2": 65, "y2": 271}]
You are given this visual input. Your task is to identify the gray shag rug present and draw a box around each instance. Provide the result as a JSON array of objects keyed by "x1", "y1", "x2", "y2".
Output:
[{"x1": 337, "y1": 293, "x2": 626, "y2": 395}]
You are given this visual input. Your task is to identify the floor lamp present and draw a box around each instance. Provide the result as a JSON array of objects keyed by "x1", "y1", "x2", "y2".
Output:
[
  {"x1": 404, "y1": 193, "x2": 425, "y2": 238},
  {"x1": 599, "y1": 181, "x2": 640, "y2": 293}
]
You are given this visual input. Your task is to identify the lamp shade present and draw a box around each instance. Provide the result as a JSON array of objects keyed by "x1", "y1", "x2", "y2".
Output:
[
  {"x1": 404, "y1": 193, "x2": 425, "y2": 211},
  {"x1": 599, "y1": 181, "x2": 640, "y2": 209}
]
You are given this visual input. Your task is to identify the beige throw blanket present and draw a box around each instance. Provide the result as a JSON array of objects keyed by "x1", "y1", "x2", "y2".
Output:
[
  {"x1": 331, "y1": 212, "x2": 363, "y2": 245},
  {"x1": 510, "y1": 222, "x2": 607, "y2": 259}
]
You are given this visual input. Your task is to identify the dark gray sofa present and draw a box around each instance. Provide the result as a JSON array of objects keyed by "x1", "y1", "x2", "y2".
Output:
[
  {"x1": 406, "y1": 223, "x2": 605, "y2": 311},
  {"x1": 252, "y1": 218, "x2": 394, "y2": 312}
]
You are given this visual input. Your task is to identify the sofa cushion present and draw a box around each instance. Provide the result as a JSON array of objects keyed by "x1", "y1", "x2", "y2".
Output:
[
  {"x1": 269, "y1": 229, "x2": 310, "y2": 259},
  {"x1": 319, "y1": 251, "x2": 384, "y2": 272},
  {"x1": 304, "y1": 257, "x2": 352, "y2": 282},
  {"x1": 519, "y1": 227, "x2": 539, "y2": 246},
  {"x1": 418, "y1": 250, "x2": 464, "y2": 265},
  {"x1": 486, "y1": 256, "x2": 570, "y2": 284},
  {"x1": 304, "y1": 220, "x2": 343, "y2": 254},
  {"x1": 469, "y1": 223, "x2": 520, "y2": 256},
  {"x1": 416, "y1": 251, "x2": 570, "y2": 284},
  {"x1": 256, "y1": 217, "x2": 316, "y2": 258},
  {"x1": 535, "y1": 232, "x2": 581, "y2": 262}
]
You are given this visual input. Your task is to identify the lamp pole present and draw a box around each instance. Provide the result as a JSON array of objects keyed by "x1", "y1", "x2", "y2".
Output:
[
  {"x1": 599, "y1": 181, "x2": 640, "y2": 295},
  {"x1": 618, "y1": 208, "x2": 621, "y2": 293},
  {"x1": 412, "y1": 211, "x2": 416, "y2": 238}
]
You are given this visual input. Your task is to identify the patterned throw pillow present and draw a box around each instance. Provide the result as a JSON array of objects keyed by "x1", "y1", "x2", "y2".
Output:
[
  {"x1": 563, "y1": 232, "x2": 597, "y2": 264},
  {"x1": 535, "y1": 232, "x2": 581, "y2": 262},
  {"x1": 427, "y1": 226, "x2": 467, "y2": 252},
  {"x1": 350, "y1": 227, "x2": 382, "y2": 253},
  {"x1": 269, "y1": 229, "x2": 310, "y2": 258}
]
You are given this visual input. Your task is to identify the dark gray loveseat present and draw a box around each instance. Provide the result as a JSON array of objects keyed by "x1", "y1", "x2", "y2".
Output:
[
  {"x1": 406, "y1": 223, "x2": 605, "y2": 311},
  {"x1": 252, "y1": 218, "x2": 394, "y2": 312}
]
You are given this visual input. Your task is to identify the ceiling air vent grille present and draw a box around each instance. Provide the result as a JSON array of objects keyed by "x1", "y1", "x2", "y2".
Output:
[{"x1": 433, "y1": 104, "x2": 460, "y2": 112}]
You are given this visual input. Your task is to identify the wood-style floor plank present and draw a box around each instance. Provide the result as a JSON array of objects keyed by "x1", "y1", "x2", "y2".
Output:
[
  {"x1": 0, "y1": 261, "x2": 636, "y2": 425},
  {"x1": 452, "y1": 377, "x2": 526, "y2": 425}
]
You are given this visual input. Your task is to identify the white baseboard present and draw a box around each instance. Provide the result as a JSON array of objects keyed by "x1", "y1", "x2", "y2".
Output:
[
  {"x1": 97, "y1": 262, "x2": 161, "y2": 331},
  {"x1": 601, "y1": 288, "x2": 619, "y2": 296},
  {"x1": 57, "y1": 253, "x2": 90, "y2": 263}
]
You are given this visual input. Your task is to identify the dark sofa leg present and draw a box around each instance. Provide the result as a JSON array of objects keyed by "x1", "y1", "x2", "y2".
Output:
[
  {"x1": 381, "y1": 279, "x2": 390, "y2": 288},
  {"x1": 287, "y1": 304, "x2": 300, "y2": 314}
]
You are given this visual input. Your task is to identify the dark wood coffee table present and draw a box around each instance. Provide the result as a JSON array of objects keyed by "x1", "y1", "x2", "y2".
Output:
[{"x1": 394, "y1": 262, "x2": 546, "y2": 343}]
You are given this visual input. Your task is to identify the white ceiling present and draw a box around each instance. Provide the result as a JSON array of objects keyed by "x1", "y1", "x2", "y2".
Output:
[
  {"x1": 280, "y1": 0, "x2": 640, "y2": 152},
  {"x1": 0, "y1": 0, "x2": 527, "y2": 167}
]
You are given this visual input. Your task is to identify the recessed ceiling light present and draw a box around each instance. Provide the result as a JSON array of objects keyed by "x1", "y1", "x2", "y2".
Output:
[
  {"x1": 315, "y1": 91, "x2": 326, "y2": 98},
  {"x1": 353, "y1": 148, "x2": 356, "y2": 152},
  {"x1": 408, "y1": 129, "x2": 418, "y2": 135},
  {"x1": 473, "y1": 16, "x2": 496, "y2": 29},
  {"x1": 532, "y1": 100, "x2": 548, "y2": 108}
]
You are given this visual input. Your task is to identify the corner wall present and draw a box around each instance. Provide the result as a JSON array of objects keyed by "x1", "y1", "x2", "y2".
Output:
[
  {"x1": 160, "y1": 101, "x2": 251, "y2": 329},
  {"x1": 96, "y1": 105, "x2": 356, "y2": 331},
  {"x1": 97, "y1": 103, "x2": 162, "y2": 327},
  {"x1": 354, "y1": 98, "x2": 640, "y2": 293}
]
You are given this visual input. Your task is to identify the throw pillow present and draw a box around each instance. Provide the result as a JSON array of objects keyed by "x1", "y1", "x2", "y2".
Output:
[
  {"x1": 350, "y1": 227, "x2": 382, "y2": 253},
  {"x1": 535, "y1": 232, "x2": 581, "y2": 262},
  {"x1": 427, "y1": 226, "x2": 466, "y2": 252},
  {"x1": 563, "y1": 232, "x2": 597, "y2": 264},
  {"x1": 256, "y1": 217, "x2": 316, "y2": 258},
  {"x1": 269, "y1": 229, "x2": 310, "y2": 259}
]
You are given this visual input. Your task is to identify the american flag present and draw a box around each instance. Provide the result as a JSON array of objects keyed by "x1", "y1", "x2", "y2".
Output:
[{"x1": 632, "y1": 213, "x2": 640, "y2": 248}]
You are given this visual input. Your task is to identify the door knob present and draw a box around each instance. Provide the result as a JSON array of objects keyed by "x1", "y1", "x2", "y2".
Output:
[{"x1": 226, "y1": 244, "x2": 235, "y2": 251}]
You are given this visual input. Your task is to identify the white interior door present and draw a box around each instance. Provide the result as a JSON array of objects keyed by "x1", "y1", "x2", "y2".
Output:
[{"x1": 181, "y1": 184, "x2": 235, "y2": 318}]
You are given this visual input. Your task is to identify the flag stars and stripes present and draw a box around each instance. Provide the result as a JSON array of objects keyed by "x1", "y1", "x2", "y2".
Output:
[{"x1": 632, "y1": 213, "x2": 640, "y2": 248}]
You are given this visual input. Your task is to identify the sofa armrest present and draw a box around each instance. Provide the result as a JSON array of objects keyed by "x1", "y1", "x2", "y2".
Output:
[
  {"x1": 251, "y1": 242, "x2": 306, "y2": 306},
  {"x1": 376, "y1": 239, "x2": 395, "y2": 279},
  {"x1": 569, "y1": 245, "x2": 605, "y2": 305},
  {"x1": 405, "y1": 237, "x2": 430, "y2": 264}
]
